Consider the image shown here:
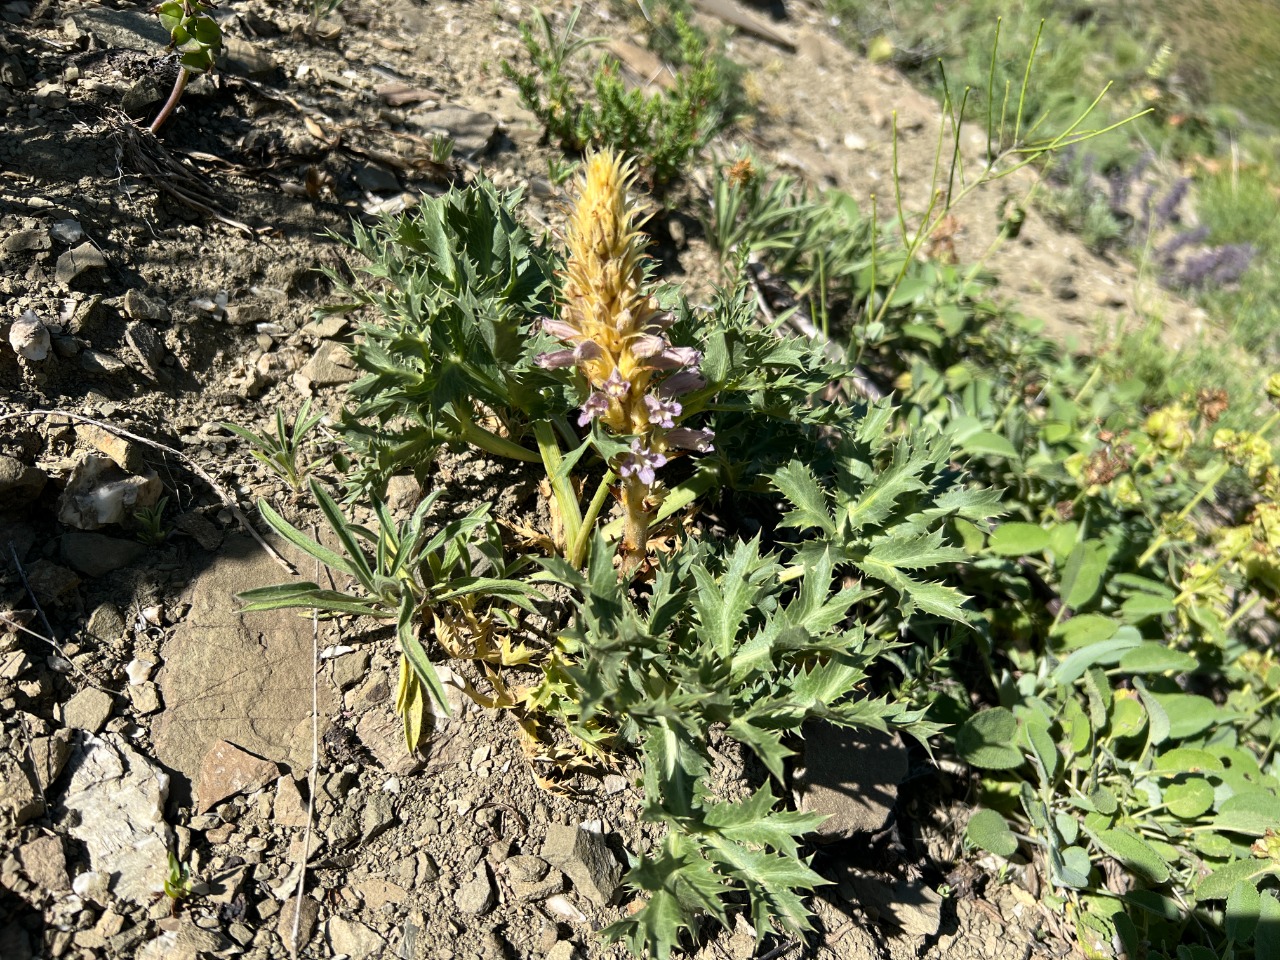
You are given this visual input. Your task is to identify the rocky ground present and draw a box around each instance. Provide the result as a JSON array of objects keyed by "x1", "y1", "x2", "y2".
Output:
[{"x1": 0, "y1": 0, "x2": 1203, "y2": 958}]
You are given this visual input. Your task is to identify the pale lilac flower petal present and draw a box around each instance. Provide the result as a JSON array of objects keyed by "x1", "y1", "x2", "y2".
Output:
[
  {"x1": 649, "y1": 346, "x2": 703, "y2": 371},
  {"x1": 658, "y1": 370, "x2": 705, "y2": 398},
  {"x1": 603, "y1": 368, "x2": 631, "y2": 399},
  {"x1": 630, "y1": 334, "x2": 668, "y2": 359},
  {"x1": 644, "y1": 394, "x2": 681, "y2": 429},
  {"x1": 541, "y1": 318, "x2": 580, "y2": 341},
  {"x1": 666, "y1": 427, "x2": 715, "y2": 453},
  {"x1": 619, "y1": 439, "x2": 667, "y2": 485},
  {"x1": 536, "y1": 349, "x2": 578, "y2": 369},
  {"x1": 577, "y1": 392, "x2": 610, "y2": 427},
  {"x1": 573, "y1": 340, "x2": 603, "y2": 362}
]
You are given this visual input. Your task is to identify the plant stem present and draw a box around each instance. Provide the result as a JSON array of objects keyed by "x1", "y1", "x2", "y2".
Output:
[
  {"x1": 600, "y1": 467, "x2": 717, "y2": 542},
  {"x1": 149, "y1": 68, "x2": 191, "y2": 135},
  {"x1": 569, "y1": 469, "x2": 616, "y2": 568},
  {"x1": 457, "y1": 417, "x2": 541, "y2": 463},
  {"x1": 534, "y1": 420, "x2": 582, "y2": 558},
  {"x1": 1137, "y1": 462, "x2": 1230, "y2": 566}
]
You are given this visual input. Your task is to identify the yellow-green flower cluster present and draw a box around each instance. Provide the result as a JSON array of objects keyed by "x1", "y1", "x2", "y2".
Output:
[
  {"x1": 536, "y1": 150, "x2": 713, "y2": 484},
  {"x1": 1213, "y1": 428, "x2": 1273, "y2": 481},
  {"x1": 1144, "y1": 404, "x2": 1195, "y2": 456}
]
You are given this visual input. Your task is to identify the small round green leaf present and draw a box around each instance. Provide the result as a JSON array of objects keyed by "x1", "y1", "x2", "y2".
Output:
[
  {"x1": 966, "y1": 808, "x2": 1018, "y2": 857},
  {"x1": 956, "y1": 708, "x2": 1024, "y2": 770},
  {"x1": 1152, "y1": 747, "x2": 1225, "y2": 778},
  {"x1": 1164, "y1": 778, "x2": 1215, "y2": 819},
  {"x1": 1108, "y1": 694, "x2": 1147, "y2": 740}
]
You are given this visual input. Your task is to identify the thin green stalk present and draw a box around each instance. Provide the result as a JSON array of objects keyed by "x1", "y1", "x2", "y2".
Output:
[
  {"x1": 569, "y1": 468, "x2": 616, "y2": 568},
  {"x1": 1012, "y1": 19, "x2": 1045, "y2": 146},
  {"x1": 986, "y1": 17, "x2": 1002, "y2": 161},
  {"x1": 534, "y1": 420, "x2": 583, "y2": 557},
  {"x1": 891, "y1": 112, "x2": 907, "y2": 249},
  {"x1": 1137, "y1": 462, "x2": 1229, "y2": 567}
]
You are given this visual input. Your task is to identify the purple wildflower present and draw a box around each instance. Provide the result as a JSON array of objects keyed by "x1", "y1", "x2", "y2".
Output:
[
  {"x1": 619, "y1": 440, "x2": 667, "y2": 485},
  {"x1": 649, "y1": 346, "x2": 703, "y2": 371},
  {"x1": 535, "y1": 349, "x2": 577, "y2": 369},
  {"x1": 630, "y1": 334, "x2": 667, "y2": 358},
  {"x1": 603, "y1": 369, "x2": 631, "y2": 399},
  {"x1": 577, "y1": 392, "x2": 610, "y2": 426},
  {"x1": 643, "y1": 394, "x2": 682, "y2": 429},
  {"x1": 658, "y1": 370, "x2": 706, "y2": 398},
  {"x1": 666, "y1": 427, "x2": 715, "y2": 453},
  {"x1": 1153, "y1": 177, "x2": 1190, "y2": 229},
  {"x1": 541, "y1": 317, "x2": 580, "y2": 341}
]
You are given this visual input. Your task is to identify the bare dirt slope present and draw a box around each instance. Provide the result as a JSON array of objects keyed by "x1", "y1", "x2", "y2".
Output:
[{"x1": 0, "y1": 0, "x2": 1185, "y2": 957}]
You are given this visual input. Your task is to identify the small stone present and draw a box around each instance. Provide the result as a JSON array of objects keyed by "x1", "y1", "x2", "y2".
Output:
[
  {"x1": 355, "y1": 705, "x2": 424, "y2": 777},
  {"x1": 360, "y1": 789, "x2": 396, "y2": 841},
  {"x1": 222, "y1": 36, "x2": 279, "y2": 78},
  {"x1": 273, "y1": 776, "x2": 309, "y2": 828},
  {"x1": 331, "y1": 649, "x2": 371, "y2": 690},
  {"x1": 223, "y1": 302, "x2": 268, "y2": 326},
  {"x1": 88, "y1": 604, "x2": 127, "y2": 643},
  {"x1": 128, "y1": 682, "x2": 161, "y2": 715},
  {"x1": 541, "y1": 824, "x2": 623, "y2": 907},
  {"x1": 79, "y1": 348, "x2": 127, "y2": 375},
  {"x1": 384, "y1": 474, "x2": 422, "y2": 513},
  {"x1": 504, "y1": 855, "x2": 549, "y2": 884},
  {"x1": 511, "y1": 873, "x2": 564, "y2": 902},
  {"x1": 18, "y1": 834, "x2": 69, "y2": 892},
  {"x1": 354, "y1": 163, "x2": 401, "y2": 194},
  {"x1": 29, "y1": 729, "x2": 73, "y2": 791},
  {"x1": 295, "y1": 341, "x2": 358, "y2": 389},
  {"x1": 125, "y1": 658, "x2": 155, "y2": 685},
  {"x1": 123, "y1": 289, "x2": 169, "y2": 322},
  {"x1": 416, "y1": 852, "x2": 438, "y2": 883},
  {"x1": 354, "y1": 878, "x2": 408, "y2": 910},
  {"x1": 0, "y1": 753, "x2": 43, "y2": 824},
  {"x1": 63, "y1": 688, "x2": 114, "y2": 733},
  {"x1": 194, "y1": 740, "x2": 279, "y2": 814},
  {"x1": 173, "y1": 511, "x2": 223, "y2": 551},
  {"x1": 0, "y1": 455, "x2": 46, "y2": 505},
  {"x1": 56, "y1": 241, "x2": 107, "y2": 285},
  {"x1": 327, "y1": 917, "x2": 384, "y2": 959},
  {"x1": 2, "y1": 229, "x2": 51, "y2": 255},
  {"x1": 124, "y1": 321, "x2": 165, "y2": 377},
  {"x1": 61, "y1": 532, "x2": 146, "y2": 578},
  {"x1": 9, "y1": 310, "x2": 51, "y2": 361},
  {"x1": 277, "y1": 896, "x2": 319, "y2": 950},
  {"x1": 301, "y1": 314, "x2": 346, "y2": 339},
  {"x1": 545, "y1": 942, "x2": 581, "y2": 960},
  {"x1": 407, "y1": 104, "x2": 498, "y2": 160},
  {"x1": 75, "y1": 424, "x2": 145, "y2": 474},
  {"x1": 50, "y1": 219, "x2": 84, "y2": 244},
  {"x1": 453, "y1": 866, "x2": 496, "y2": 916}
]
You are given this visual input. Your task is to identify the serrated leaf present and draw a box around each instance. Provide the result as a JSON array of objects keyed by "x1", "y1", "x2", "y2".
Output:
[
  {"x1": 702, "y1": 784, "x2": 824, "y2": 858},
  {"x1": 771, "y1": 461, "x2": 835, "y2": 536},
  {"x1": 1092, "y1": 828, "x2": 1170, "y2": 883},
  {"x1": 987, "y1": 522, "x2": 1050, "y2": 556},
  {"x1": 956, "y1": 708, "x2": 1024, "y2": 770},
  {"x1": 966, "y1": 809, "x2": 1018, "y2": 857}
]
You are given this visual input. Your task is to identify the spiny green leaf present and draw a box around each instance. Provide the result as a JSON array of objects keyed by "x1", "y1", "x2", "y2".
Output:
[{"x1": 771, "y1": 460, "x2": 835, "y2": 535}]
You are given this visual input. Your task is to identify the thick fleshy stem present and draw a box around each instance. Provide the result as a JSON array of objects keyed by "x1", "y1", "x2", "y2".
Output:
[{"x1": 620, "y1": 476, "x2": 652, "y2": 576}]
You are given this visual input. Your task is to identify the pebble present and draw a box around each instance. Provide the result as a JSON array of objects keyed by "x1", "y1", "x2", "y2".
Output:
[
  {"x1": 8, "y1": 310, "x2": 50, "y2": 360},
  {"x1": 50, "y1": 219, "x2": 83, "y2": 244},
  {"x1": 55, "y1": 241, "x2": 107, "y2": 285},
  {"x1": 453, "y1": 866, "x2": 496, "y2": 916},
  {"x1": 62, "y1": 688, "x2": 114, "y2": 733}
]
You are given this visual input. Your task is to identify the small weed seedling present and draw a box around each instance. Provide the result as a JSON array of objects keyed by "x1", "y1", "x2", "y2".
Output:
[
  {"x1": 222, "y1": 398, "x2": 326, "y2": 494},
  {"x1": 149, "y1": 1, "x2": 222, "y2": 134}
]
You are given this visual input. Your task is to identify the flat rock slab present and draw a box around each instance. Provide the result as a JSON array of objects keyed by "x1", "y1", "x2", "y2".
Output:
[
  {"x1": 194, "y1": 739, "x2": 279, "y2": 813},
  {"x1": 68, "y1": 7, "x2": 172, "y2": 51},
  {"x1": 798, "y1": 724, "x2": 908, "y2": 839},
  {"x1": 54, "y1": 733, "x2": 171, "y2": 905},
  {"x1": 152, "y1": 535, "x2": 335, "y2": 792}
]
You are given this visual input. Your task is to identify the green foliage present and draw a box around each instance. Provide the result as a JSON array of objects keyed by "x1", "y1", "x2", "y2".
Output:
[
  {"x1": 504, "y1": 7, "x2": 741, "y2": 186},
  {"x1": 239, "y1": 479, "x2": 543, "y2": 735},
  {"x1": 222, "y1": 398, "x2": 326, "y2": 493},
  {"x1": 156, "y1": 0, "x2": 221, "y2": 75},
  {"x1": 323, "y1": 176, "x2": 556, "y2": 492},
  {"x1": 164, "y1": 851, "x2": 194, "y2": 902},
  {"x1": 134, "y1": 496, "x2": 170, "y2": 547}
]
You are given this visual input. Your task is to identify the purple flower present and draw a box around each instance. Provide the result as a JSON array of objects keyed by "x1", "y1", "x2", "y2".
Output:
[
  {"x1": 666, "y1": 427, "x2": 715, "y2": 453},
  {"x1": 618, "y1": 440, "x2": 667, "y2": 485},
  {"x1": 658, "y1": 370, "x2": 706, "y2": 398},
  {"x1": 535, "y1": 349, "x2": 577, "y2": 369},
  {"x1": 541, "y1": 317, "x2": 580, "y2": 341},
  {"x1": 630, "y1": 334, "x2": 667, "y2": 358},
  {"x1": 578, "y1": 392, "x2": 610, "y2": 426},
  {"x1": 649, "y1": 346, "x2": 703, "y2": 371},
  {"x1": 644, "y1": 394, "x2": 682, "y2": 429},
  {"x1": 603, "y1": 369, "x2": 631, "y2": 399}
]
